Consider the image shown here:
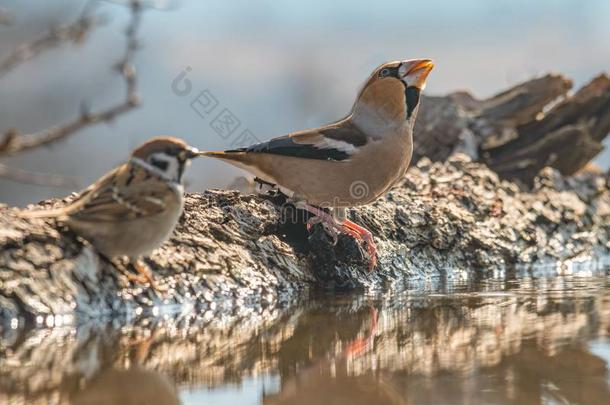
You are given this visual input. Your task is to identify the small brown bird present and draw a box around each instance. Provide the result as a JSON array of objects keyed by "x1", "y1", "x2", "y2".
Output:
[
  {"x1": 20, "y1": 137, "x2": 199, "y2": 287},
  {"x1": 200, "y1": 59, "x2": 434, "y2": 271}
]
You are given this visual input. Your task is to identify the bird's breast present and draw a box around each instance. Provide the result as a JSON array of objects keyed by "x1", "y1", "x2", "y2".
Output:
[{"x1": 308, "y1": 125, "x2": 413, "y2": 207}]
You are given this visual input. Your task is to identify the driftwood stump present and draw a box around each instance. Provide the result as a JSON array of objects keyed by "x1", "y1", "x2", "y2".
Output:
[{"x1": 415, "y1": 73, "x2": 610, "y2": 186}]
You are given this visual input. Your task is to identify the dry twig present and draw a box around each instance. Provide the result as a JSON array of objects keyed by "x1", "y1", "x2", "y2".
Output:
[
  {"x1": 0, "y1": 1, "x2": 144, "y2": 186},
  {"x1": 0, "y1": 163, "x2": 80, "y2": 188},
  {"x1": 0, "y1": 14, "x2": 104, "y2": 77},
  {"x1": 0, "y1": 7, "x2": 11, "y2": 25}
]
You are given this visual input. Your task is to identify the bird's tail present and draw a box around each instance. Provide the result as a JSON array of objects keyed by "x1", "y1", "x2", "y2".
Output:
[
  {"x1": 197, "y1": 150, "x2": 249, "y2": 163},
  {"x1": 17, "y1": 206, "x2": 67, "y2": 219},
  {"x1": 198, "y1": 150, "x2": 263, "y2": 178},
  {"x1": 198, "y1": 150, "x2": 245, "y2": 158}
]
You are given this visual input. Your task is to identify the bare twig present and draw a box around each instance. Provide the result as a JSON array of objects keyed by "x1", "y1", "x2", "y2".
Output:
[
  {"x1": 0, "y1": 164, "x2": 81, "y2": 188},
  {"x1": 0, "y1": 14, "x2": 105, "y2": 77},
  {"x1": 0, "y1": 0, "x2": 143, "y2": 162},
  {"x1": 103, "y1": 0, "x2": 181, "y2": 11},
  {"x1": 0, "y1": 7, "x2": 11, "y2": 25}
]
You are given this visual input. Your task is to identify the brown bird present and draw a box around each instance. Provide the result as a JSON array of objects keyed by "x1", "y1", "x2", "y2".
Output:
[
  {"x1": 200, "y1": 59, "x2": 434, "y2": 271},
  {"x1": 20, "y1": 137, "x2": 200, "y2": 288}
]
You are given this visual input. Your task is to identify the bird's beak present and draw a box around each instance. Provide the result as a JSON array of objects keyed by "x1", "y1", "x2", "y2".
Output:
[
  {"x1": 183, "y1": 146, "x2": 200, "y2": 159},
  {"x1": 400, "y1": 59, "x2": 434, "y2": 89}
]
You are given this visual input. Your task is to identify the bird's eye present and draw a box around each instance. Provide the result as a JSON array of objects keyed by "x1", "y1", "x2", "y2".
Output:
[
  {"x1": 380, "y1": 68, "x2": 390, "y2": 77},
  {"x1": 150, "y1": 156, "x2": 169, "y2": 171}
]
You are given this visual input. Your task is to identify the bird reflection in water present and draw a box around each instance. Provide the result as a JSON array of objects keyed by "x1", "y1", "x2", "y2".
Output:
[
  {"x1": 263, "y1": 305, "x2": 411, "y2": 405},
  {"x1": 70, "y1": 367, "x2": 180, "y2": 405},
  {"x1": 1, "y1": 277, "x2": 610, "y2": 405}
]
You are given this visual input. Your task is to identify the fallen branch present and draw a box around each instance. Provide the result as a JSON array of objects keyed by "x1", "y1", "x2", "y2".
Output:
[{"x1": 1, "y1": 155, "x2": 608, "y2": 323}]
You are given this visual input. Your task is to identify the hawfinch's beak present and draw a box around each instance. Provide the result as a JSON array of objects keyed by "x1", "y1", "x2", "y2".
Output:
[{"x1": 400, "y1": 59, "x2": 434, "y2": 89}]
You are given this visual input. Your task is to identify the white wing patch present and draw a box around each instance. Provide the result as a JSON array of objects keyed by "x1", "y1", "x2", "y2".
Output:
[{"x1": 314, "y1": 137, "x2": 358, "y2": 155}]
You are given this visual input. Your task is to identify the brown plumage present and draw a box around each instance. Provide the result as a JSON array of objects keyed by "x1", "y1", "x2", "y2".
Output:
[
  {"x1": 199, "y1": 59, "x2": 434, "y2": 271},
  {"x1": 20, "y1": 136, "x2": 200, "y2": 289},
  {"x1": 131, "y1": 136, "x2": 190, "y2": 160}
]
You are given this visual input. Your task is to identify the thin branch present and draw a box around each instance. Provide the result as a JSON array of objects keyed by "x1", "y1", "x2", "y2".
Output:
[
  {"x1": 0, "y1": 14, "x2": 105, "y2": 77},
  {"x1": 0, "y1": 163, "x2": 81, "y2": 188},
  {"x1": 104, "y1": 0, "x2": 182, "y2": 11},
  {"x1": 0, "y1": 7, "x2": 11, "y2": 25},
  {"x1": 0, "y1": 0, "x2": 143, "y2": 161}
]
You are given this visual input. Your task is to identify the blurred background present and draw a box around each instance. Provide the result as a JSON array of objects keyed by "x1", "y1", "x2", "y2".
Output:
[{"x1": 1, "y1": 0, "x2": 609, "y2": 206}]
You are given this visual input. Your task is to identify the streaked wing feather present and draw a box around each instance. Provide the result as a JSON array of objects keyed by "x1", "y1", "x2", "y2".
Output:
[{"x1": 67, "y1": 162, "x2": 168, "y2": 222}]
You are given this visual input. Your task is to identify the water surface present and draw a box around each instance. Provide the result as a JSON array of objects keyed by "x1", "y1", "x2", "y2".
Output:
[{"x1": 2, "y1": 274, "x2": 610, "y2": 404}]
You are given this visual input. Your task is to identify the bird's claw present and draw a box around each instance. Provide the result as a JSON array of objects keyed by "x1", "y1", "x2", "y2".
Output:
[
  {"x1": 303, "y1": 207, "x2": 377, "y2": 270},
  {"x1": 307, "y1": 215, "x2": 340, "y2": 245},
  {"x1": 130, "y1": 260, "x2": 167, "y2": 293},
  {"x1": 325, "y1": 223, "x2": 340, "y2": 246},
  {"x1": 306, "y1": 215, "x2": 322, "y2": 232}
]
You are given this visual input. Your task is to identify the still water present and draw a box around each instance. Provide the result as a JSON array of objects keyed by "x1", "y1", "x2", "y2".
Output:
[{"x1": 2, "y1": 274, "x2": 610, "y2": 404}]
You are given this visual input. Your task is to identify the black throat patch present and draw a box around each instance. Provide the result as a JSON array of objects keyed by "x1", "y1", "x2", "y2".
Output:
[
  {"x1": 404, "y1": 86, "x2": 421, "y2": 119},
  {"x1": 177, "y1": 159, "x2": 186, "y2": 183}
]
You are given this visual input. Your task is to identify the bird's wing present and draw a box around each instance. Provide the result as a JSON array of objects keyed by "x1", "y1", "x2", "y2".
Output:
[
  {"x1": 227, "y1": 121, "x2": 368, "y2": 162},
  {"x1": 66, "y1": 162, "x2": 172, "y2": 222}
]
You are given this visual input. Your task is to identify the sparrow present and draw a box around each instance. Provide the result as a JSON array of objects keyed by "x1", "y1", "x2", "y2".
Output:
[
  {"x1": 20, "y1": 136, "x2": 200, "y2": 288},
  {"x1": 200, "y1": 59, "x2": 434, "y2": 271}
]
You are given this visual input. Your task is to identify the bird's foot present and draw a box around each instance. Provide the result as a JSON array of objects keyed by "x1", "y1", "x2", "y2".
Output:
[
  {"x1": 121, "y1": 271, "x2": 148, "y2": 285},
  {"x1": 253, "y1": 177, "x2": 277, "y2": 190},
  {"x1": 299, "y1": 203, "x2": 377, "y2": 271},
  {"x1": 129, "y1": 259, "x2": 167, "y2": 292}
]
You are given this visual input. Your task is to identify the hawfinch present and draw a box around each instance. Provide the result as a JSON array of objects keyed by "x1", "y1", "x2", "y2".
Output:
[{"x1": 200, "y1": 59, "x2": 434, "y2": 271}]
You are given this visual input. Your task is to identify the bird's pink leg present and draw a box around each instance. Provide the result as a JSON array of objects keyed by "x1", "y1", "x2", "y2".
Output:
[
  {"x1": 298, "y1": 203, "x2": 378, "y2": 271},
  {"x1": 344, "y1": 307, "x2": 379, "y2": 357}
]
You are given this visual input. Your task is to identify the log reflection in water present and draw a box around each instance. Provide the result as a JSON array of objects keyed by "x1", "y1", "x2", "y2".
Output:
[{"x1": 1, "y1": 277, "x2": 609, "y2": 404}]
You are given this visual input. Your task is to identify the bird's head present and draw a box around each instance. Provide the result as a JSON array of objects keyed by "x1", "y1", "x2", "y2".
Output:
[
  {"x1": 131, "y1": 136, "x2": 199, "y2": 183},
  {"x1": 352, "y1": 59, "x2": 434, "y2": 131}
]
